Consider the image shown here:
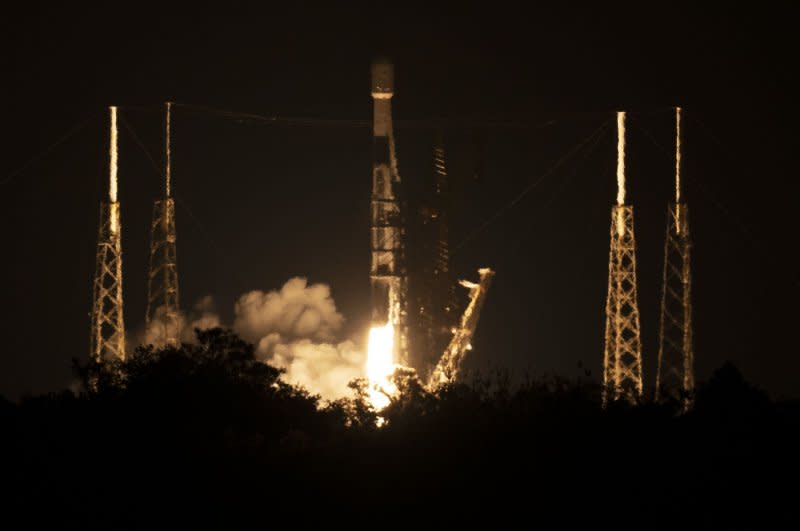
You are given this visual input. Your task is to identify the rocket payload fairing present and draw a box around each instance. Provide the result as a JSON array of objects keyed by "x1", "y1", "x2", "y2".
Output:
[{"x1": 370, "y1": 60, "x2": 409, "y2": 365}]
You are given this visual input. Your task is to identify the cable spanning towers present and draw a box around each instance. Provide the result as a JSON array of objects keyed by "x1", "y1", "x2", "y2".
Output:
[
  {"x1": 90, "y1": 106, "x2": 126, "y2": 362},
  {"x1": 370, "y1": 60, "x2": 409, "y2": 366},
  {"x1": 146, "y1": 102, "x2": 181, "y2": 346},
  {"x1": 656, "y1": 107, "x2": 694, "y2": 406},
  {"x1": 603, "y1": 111, "x2": 644, "y2": 405}
]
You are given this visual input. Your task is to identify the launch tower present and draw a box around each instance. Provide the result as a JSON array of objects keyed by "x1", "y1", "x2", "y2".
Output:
[
  {"x1": 602, "y1": 112, "x2": 644, "y2": 405},
  {"x1": 408, "y1": 132, "x2": 457, "y2": 378},
  {"x1": 656, "y1": 107, "x2": 694, "y2": 407},
  {"x1": 146, "y1": 102, "x2": 181, "y2": 346},
  {"x1": 90, "y1": 106, "x2": 126, "y2": 362}
]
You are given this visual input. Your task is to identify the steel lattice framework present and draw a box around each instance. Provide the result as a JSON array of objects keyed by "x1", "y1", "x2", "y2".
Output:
[
  {"x1": 90, "y1": 201, "x2": 126, "y2": 362},
  {"x1": 655, "y1": 207, "x2": 694, "y2": 407},
  {"x1": 430, "y1": 268, "x2": 494, "y2": 386},
  {"x1": 432, "y1": 134, "x2": 457, "y2": 336},
  {"x1": 409, "y1": 132, "x2": 456, "y2": 379},
  {"x1": 146, "y1": 102, "x2": 180, "y2": 346},
  {"x1": 146, "y1": 198, "x2": 180, "y2": 345},
  {"x1": 656, "y1": 107, "x2": 694, "y2": 409},
  {"x1": 603, "y1": 205, "x2": 644, "y2": 404},
  {"x1": 90, "y1": 107, "x2": 125, "y2": 363}
]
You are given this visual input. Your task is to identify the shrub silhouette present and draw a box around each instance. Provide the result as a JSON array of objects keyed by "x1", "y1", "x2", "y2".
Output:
[{"x1": 1, "y1": 329, "x2": 796, "y2": 526}]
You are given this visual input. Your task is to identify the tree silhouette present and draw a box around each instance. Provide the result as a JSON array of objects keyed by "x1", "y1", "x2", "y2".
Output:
[{"x1": 1, "y1": 335, "x2": 796, "y2": 526}]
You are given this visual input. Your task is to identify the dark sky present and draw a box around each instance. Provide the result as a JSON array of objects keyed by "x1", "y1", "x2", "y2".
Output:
[{"x1": 1, "y1": 3, "x2": 798, "y2": 399}]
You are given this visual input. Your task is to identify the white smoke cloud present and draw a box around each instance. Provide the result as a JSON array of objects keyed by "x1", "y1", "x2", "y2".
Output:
[
  {"x1": 142, "y1": 296, "x2": 221, "y2": 347},
  {"x1": 233, "y1": 277, "x2": 344, "y2": 343},
  {"x1": 141, "y1": 278, "x2": 364, "y2": 401},
  {"x1": 265, "y1": 339, "x2": 364, "y2": 402},
  {"x1": 184, "y1": 296, "x2": 221, "y2": 342},
  {"x1": 233, "y1": 278, "x2": 362, "y2": 401}
]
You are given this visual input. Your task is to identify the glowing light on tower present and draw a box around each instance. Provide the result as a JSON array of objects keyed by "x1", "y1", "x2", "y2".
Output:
[
  {"x1": 675, "y1": 106, "x2": 682, "y2": 233},
  {"x1": 616, "y1": 111, "x2": 626, "y2": 236},
  {"x1": 90, "y1": 106, "x2": 126, "y2": 364},
  {"x1": 109, "y1": 106, "x2": 119, "y2": 235},
  {"x1": 165, "y1": 101, "x2": 172, "y2": 198},
  {"x1": 656, "y1": 105, "x2": 694, "y2": 409},
  {"x1": 146, "y1": 101, "x2": 181, "y2": 347},
  {"x1": 616, "y1": 111, "x2": 626, "y2": 206},
  {"x1": 602, "y1": 109, "x2": 643, "y2": 405}
]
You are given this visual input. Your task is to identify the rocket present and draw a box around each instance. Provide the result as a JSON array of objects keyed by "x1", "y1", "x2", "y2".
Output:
[{"x1": 369, "y1": 59, "x2": 408, "y2": 362}]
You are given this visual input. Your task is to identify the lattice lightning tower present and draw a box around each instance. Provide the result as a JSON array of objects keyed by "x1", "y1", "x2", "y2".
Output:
[
  {"x1": 656, "y1": 107, "x2": 694, "y2": 407},
  {"x1": 603, "y1": 111, "x2": 644, "y2": 405},
  {"x1": 146, "y1": 102, "x2": 181, "y2": 346},
  {"x1": 90, "y1": 106, "x2": 126, "y2": 362}
]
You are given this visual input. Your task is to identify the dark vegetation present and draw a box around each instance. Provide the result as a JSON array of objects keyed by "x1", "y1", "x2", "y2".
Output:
[{"x1": 2, "y1": 329, "x2": 797, "y2": 527}]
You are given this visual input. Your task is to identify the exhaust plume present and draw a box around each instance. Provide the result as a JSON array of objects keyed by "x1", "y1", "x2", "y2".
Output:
[
  {"x1": 233, "y1": 278, "x2": 362, "y2": 400},
  {"x1": 141, "y1": 278, "x2": 365, "y2": 401},
  {"x1": 366, "y1": 322, "x2": 396, "y2": 410}
]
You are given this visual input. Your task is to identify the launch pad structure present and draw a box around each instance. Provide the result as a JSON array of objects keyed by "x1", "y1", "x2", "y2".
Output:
[
  {"x1": 430, "y1": 268, "x2": 495, "y2": 386},
  {"x1": 602, "y1": 112, "x2": 644, "y2": 405},
  {"x1": 82, "y1": 69, "x2": 697, "y2": 403},
  {"x1": 407, "y1": 132, "x2": 459, "y2": 380},
  {"x1": 603, "y1": 205, "x2": 644, "y2": 404},
  {"x1": 656, "y1": 108, "x2": 694, "y2": 407}
]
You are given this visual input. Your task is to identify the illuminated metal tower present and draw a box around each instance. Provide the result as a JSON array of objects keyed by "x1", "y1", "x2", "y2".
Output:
[
  {"x1": 370, "y1": 60, "x2": 409, "y2": 365},
  {"x1": 603, "y1": 111, "x2": 643, "y2": 405},
  {"x1": 146, "y1": 102, "x2": 181, "y2": 346},
  {"x1": 430, "y1": 268, "x2": 495, "y2": 386},
  {"x1": 656, "y1": 107, "x2": 694, "y2": 406},
  {"x1": 90, "y1": 106, "x2": 126, "y2": 362}
]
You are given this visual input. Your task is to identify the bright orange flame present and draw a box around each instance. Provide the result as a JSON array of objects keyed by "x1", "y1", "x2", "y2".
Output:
[{"x1": 366, "y1": 322, "x2": 396, "y2": 410}]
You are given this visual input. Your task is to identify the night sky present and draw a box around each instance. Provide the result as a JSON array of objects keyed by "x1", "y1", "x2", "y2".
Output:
[{"x1": 1, "y1": 4, "x2": 797, "y2": 399}]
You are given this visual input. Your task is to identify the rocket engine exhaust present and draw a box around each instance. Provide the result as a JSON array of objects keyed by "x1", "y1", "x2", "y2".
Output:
[{"x1": 366, "y1": 322, "x2": 396, "y2": 410}]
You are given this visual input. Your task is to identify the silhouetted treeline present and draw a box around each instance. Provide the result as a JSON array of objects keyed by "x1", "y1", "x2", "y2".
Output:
[{"x1": 2, "y1": 329, "x2": 798, "y2": 528}]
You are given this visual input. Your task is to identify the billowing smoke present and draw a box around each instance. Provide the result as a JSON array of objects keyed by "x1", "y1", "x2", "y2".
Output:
[
  {"x1": 233, "y1": 278, "x2": 344, "y2": 343},
  {"x1": 142, "y1": 296, "x2": 221, "y2": 346},
  {"x1": 265, "y1": 337, "x2": 363, "y2": 402},
  {"x1": 142, "y1": 278, "x2": 365, "y2": 401},
  {"x1": 233, "y1": 278, "x2": 363, "y2": 401}
]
